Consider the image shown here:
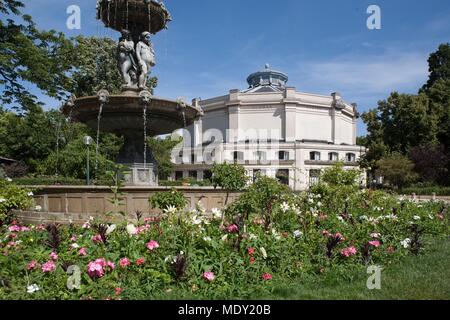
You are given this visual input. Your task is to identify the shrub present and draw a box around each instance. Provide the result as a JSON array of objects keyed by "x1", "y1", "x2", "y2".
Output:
[
  {"x1": 211, "y1": 163, "x2": 248, "y2": 207},
  {"x1": 0, "y1": 179, "x2": 34, "y2": 225},
  {"x1": 149, "y1": 188, "x2": 187, "y2": 212}
]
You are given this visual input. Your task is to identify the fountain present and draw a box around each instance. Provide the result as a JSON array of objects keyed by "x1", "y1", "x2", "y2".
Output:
[{"x1": 62, "y1": 0, "x2": 203, "y2": 186}]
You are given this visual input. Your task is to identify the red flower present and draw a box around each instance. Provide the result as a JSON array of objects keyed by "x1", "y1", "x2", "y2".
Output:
[
  {"x1": 249, "y1": 257, "x2": 255, "y2": 264},
  {"x1": 115, "y1": 287, "x2": 122, "y2": 295},
  {"x1": 262, "y1": 273, "x2": 273, "y2": 281},
  {"x1": 247, "y1": 247, "x2": 256, "y2": 256},
  {"x1": 136, "y1": 258, "x2": 145, "y2": 266}
]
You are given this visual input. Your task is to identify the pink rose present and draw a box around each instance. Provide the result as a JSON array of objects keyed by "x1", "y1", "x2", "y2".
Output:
[
  {"x1": 42, "y1": 261, "x2": 56, "y2": 273},
  {"x1": 50, "y1": 252, "x2": 58, "y2": 261},
  {"x1": 368, "y1": 240, "x2": 381, "y2": 248},
  {"x1": 106, "y1": 261, "x2": 115, "y2": 270},
  {"x1": 91, "y1": 234, "x2": 103, "y2": 244},
  {"x1": 146, "y1": 240, "x2": 160, "y2": 251},
  {"x1": 226, "y1": 224, "x2": 239, "y2": 233},
  {"x1": 120, "y1": 258, "x2": 131, "y2": 268},
  {"x1": 87, "y1": 261, "x2": 104, "y2": 278},
  {"x1": 78, "y1": 248, "x2": 87, "y2": 256},
  {"x1": 136, "y1": 258, "x2": 145, "y2": 266},
  {"x1": 262, "y1": 273, "x2": 273, "y2": 281},
  {"x1": 27, "y1": 260, "x2": 37, "y2": 271},
  {"x1": 203, "y1": 271, "x2": 215, "y2": 282},
  {"x1": 340, "y1": 246, "x2": 357, "y2": 257}
]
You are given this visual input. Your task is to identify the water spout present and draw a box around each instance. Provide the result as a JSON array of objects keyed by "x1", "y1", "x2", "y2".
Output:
[
  {"x1": 143, "y1": 104, "x2": 148, "y2": 167},
  {"x1": 96, "y1": 90, "x2": 110, "y2": 173}
]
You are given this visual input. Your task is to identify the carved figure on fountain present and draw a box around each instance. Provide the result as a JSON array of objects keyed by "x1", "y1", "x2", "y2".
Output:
[
  {"x1": 117, "y1": 29, "x2": 138, "y2": 89},
  {"x1": 136, "y1": 32, "x2": 156, "y2": 90}
]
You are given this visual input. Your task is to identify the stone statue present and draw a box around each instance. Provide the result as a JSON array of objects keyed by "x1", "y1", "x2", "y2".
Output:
[
  {"x1": 136, "y1": 31, "x2": 156, "y2": 89},
  {"x1": 117, "y1": 29, "x2": 137, "y2": 88}
]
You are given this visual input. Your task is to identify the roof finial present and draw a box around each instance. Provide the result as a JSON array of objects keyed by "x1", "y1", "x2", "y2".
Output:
[{"x1": 265, "y1": 63, "x2": 270, "y2": 69}]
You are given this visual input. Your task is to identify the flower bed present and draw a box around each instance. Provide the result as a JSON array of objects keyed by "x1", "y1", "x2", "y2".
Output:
[{"x1": 0, "y1": 172, "x2": 449, "y2": 300}]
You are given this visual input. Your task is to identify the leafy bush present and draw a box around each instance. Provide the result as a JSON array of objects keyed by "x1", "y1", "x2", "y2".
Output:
[
  {"x1": 0, "y1": 179, "x2": 34, "y2": 225},
  {"x1": 211, "y1": 163, "x2": 248, "y2": 207},
  {"x1": 13, "y1": 176, "x2": 112, "y2": 186},
  {"x1": 149, "y1": 189, "x2": 187, "y2": 212}
]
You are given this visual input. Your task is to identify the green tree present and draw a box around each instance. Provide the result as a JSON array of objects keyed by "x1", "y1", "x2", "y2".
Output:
[
  {"x1": 36, "y1": 137, "x2": 116, "y2": 180},
  {"x1": 376, "y1": 152, "x2": 418, "y2": 189},
  {"x1": 422, "y1": 43, "x2": 450, "y2": 92},
  {"x1": 0, "y1": 0, "x2": 74, "y2": 110},
  {"x1": 321, "y1": 162, "x2": 361, "y2": 187},
  {"x1": 211, "y1": 163, "x2": 249, "y2": 218},
  {"x1": 147, "y1": 135, "x2": 183, "y2": 180}
]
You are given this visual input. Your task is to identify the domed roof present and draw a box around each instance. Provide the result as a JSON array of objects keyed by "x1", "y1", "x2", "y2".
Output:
[{"x1": 246, "y1": 64, "x2": 289, "y2": 90}]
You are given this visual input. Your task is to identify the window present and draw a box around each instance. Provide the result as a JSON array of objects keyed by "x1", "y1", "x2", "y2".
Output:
[
  {"x1": 346, "y1": 153, "x2": 356, "y2": 162},
  {"x1": 276, "y1": 169, "x2": 290, "y2": 185},
  {"x1": 233, "y1": 151, "x2": 244, "y2": 162},
  {"x1": 191, "y1": 154, "x2": 196, "y2": 164},
  {"x1": 328, "y1": 152, "x2": 339, "y2": 161},
  {"x1": 254, "y1": 151, "x2": 267, "y2": 161},
  {"x1": 175, "y1": 171, "x2": 183, "y2": 181},
  {"x1": 278, "y1": 151, "x2": 290, "y2": 161},
  {"x1": 310, "y1": 151, "x2": 321, "y2": 161},
  {"x1": 309, "y1": 169, "x2": 321, "y2": 186},
  {"x1": 189, "y1": 171, "x2": 197, "y2": 179}
]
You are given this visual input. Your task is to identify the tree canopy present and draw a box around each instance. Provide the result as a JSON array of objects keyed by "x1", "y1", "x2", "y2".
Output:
[{"x1": 360, "y1": 43, "x2": 450, "y2": 186}]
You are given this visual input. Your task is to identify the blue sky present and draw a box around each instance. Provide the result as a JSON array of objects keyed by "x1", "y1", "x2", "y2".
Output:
[{"x1": 19, "y1": 0, "x2": 450, "y2": 136}]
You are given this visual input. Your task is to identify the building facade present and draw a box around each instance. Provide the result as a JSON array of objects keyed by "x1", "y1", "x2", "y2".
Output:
[{"x1": 170, "y1": 65, "x2": 366, "y2": 190}]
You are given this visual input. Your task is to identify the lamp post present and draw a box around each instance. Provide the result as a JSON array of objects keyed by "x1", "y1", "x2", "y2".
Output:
[{"x1": 84, "y1": 136, "x2": 93, "y2": 185}]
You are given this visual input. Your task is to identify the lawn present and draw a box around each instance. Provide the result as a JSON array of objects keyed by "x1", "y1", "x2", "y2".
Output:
[{"x1": 153, "y1": 237, "x2": 450, "y2": 300}]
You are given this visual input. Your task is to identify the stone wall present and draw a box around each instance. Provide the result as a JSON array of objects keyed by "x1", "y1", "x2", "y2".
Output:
[{"x1": 14, "y1": 186, "x2": 242, "y2": 225}]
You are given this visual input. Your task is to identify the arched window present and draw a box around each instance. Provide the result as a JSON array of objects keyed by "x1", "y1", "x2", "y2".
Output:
[
  {"x1": 328, "y1": 152, "x2": 339, "y2": 161},
  {"x1": 310, "y1": 151, "x2": 321, "y2": 161},
  {"x1": 254, "y1": 151, "x2": 267, "y2": 161},
  {"x1": 233, "y1": 151, "x2": 244, "y2": 162},
  {"x1": 278, "y1": 151, "x2": 290, "y2": 161},
  {"x1": 346, "y1": 153, "x2": 356, "y2": 162}
]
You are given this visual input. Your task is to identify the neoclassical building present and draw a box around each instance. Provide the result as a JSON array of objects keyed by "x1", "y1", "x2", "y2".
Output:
[{"x1": 171, "y1": 65, "x2": 366, "y2": 190}]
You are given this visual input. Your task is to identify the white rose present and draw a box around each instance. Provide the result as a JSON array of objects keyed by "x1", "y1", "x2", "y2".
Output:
[{"x1": 27, "y1": 284, "x2": 40, "y2": 294}]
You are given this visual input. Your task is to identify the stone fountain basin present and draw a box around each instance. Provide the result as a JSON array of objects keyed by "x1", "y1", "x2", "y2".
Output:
[{"x1": 64, "y1": 93, "x2": 200, "y2": 136}]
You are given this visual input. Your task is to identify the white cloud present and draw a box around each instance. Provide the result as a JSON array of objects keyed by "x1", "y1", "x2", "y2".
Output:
[{"x1": 293, "y1": 51, "x2": 429, "y2": 96}]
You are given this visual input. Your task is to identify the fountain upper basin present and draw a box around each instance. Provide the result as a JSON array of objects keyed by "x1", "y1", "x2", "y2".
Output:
[{"x1": 63, "y1": 92, "x2": 201, "y2": 136}]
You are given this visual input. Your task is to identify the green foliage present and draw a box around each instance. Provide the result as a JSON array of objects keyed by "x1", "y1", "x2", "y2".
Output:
[
  {"x1": 320, "y1": 162, "x2": 361, "y2": 187},
  {"x1": 376, "y1": 153, "x2": 418, "y2": 189},
  {"x1": 423, "y1": 43, "x2": 450, "y2": 92},
  {"x1": 310, "y1": 164, "x2": 362, "y2": 215},
  {"x1": 147, "y1": 135, "x2": 183, "y2": 180},
  {"x1": 0, "y1": 0, "x2": 74, "y2": 110},
  {"x1": 149, "y1": 188, "x2": 187, "y2": 212},
  {"x1": 105, "y1": 164, "x2": 129, "y2": 217},
  {"x1": 361, "y1": 44, "x2": 450, "y2": 186},
  {"x1": 0, "y1": 179, "x2": 33, "y2": 224},
  {"x1": 36, "y1": 137, "x2": 118, "y2": 181}
]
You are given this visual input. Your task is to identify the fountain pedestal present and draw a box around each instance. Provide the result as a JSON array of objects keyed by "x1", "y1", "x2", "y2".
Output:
[{"x1": 123, "y1": 163, "x2": 158, "y2": 186}]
